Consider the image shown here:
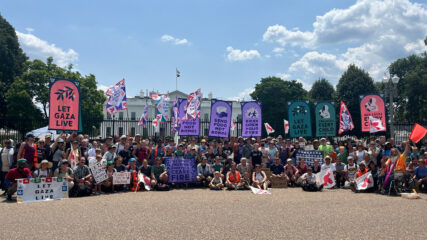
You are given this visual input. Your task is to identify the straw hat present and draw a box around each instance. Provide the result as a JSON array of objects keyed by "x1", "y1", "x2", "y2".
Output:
[{"x1": 36, "y1": 159, "x2": 53, "y2": 169}]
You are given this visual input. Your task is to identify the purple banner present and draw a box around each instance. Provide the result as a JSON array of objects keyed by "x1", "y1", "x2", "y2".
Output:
[
  {"x1": 241, "y1": 101, "x2": 262, "y2": 137},
  {"x1": 208, "y1": 99, "x2": 232, "y2": 138},
  {"x1": 178, "y1": 98, "x2": 200, "y2": 136},
  {"x1": 164, "y1": 158, "x2": 197, "y2": 184}
]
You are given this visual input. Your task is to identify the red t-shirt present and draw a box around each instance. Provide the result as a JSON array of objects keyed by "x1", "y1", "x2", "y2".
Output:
[{"x1": 6, "y1": 168, "x2": 32, "y2": 183}]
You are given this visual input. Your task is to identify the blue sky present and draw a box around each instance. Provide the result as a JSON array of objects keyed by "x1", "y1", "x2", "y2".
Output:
[{"x1": 1, "y1": 0, "x2": 427, "y2": 100}]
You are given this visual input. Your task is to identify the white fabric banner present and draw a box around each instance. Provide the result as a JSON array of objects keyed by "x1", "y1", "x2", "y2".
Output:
[
  {"x1": 113, "y1": 172, "x2": 131, "y2": 185},
  {"x1": 316, "y1": 168, "x2": 336, "y2": 189},
  {"x1": 356, "y1": 172, "x2": 374, "y2": 190},
  {"x1": 250, "y1": 186, "x2": 271, "y2": 195},
  {"x1": 16, "y1": 177, "x2": 68, "y2": 203}
]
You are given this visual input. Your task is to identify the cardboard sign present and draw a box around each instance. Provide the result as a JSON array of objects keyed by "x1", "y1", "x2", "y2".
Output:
[
  {"x1": 16, "y1": 177, "x2": 68, "y2": 203},
  {"x1": 49, "y1": 78, "x2": 80, "y2": 131},
  {"x1": 89, "y1": 162, "x2": 108, "y2": 184},
  {"x1": 113, "y1": 172, "x2": 131, "y2": 185}
]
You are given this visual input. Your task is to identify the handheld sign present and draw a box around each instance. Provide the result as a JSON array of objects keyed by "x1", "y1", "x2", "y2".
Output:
[{"x1": 49, "y1": 78, "x2": 80, "y2": 131}]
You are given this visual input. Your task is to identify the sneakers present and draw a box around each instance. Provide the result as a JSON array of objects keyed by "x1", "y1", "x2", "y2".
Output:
[{"x1": 6, "y1": 193, "x2": 12, "y2": 201}]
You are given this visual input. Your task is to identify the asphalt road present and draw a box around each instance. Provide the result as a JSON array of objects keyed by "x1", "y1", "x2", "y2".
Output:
[{"x1": 1, "y1": 188, "x2": 426, "y2": 240}]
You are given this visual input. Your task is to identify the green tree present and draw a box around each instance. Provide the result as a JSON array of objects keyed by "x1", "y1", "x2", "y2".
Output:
[
  {"x1": 0, "y1": 14, "x2": 28, "y2": 124},
  {"x1": 250, "y1": 77, "x2": 307, "y2": 137},
  {"x1": 308, "y1": 78, "x2": 335, "y2": 102},
  {"x1": 335, "y1": 64, "x2": 377, "y2": 135}
]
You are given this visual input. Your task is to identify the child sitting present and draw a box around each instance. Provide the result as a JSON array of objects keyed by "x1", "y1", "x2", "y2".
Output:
[{"x1": 209, "y1": 171, "x2": 224, "y2": 190}]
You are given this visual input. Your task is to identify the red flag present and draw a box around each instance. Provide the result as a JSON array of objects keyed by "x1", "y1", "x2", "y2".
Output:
[
  {"x1": 409, "y1": 123, "x2": 427, "y2": 143},
  {"x1": 264, "y1": 122, "x2": 275, "y2": 135},
  {"x1": 284, "y1": 119, "x2": 289, "y2": 134}
]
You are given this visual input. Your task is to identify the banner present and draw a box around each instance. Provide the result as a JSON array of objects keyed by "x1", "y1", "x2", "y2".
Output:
[
  {"x1": 105, "y1": 79, "x2": 127, "y2": 115},
  {"x1": 241, "y1": 101, "x2": 262, "y2": 137},
  {"x1": 316, "y1": 168, "x2": 335, "y2": 189},
  {"x1": 284, "y1": 120, "x2": 289, "y2": 134},
  {"x1": 171, "y1": 97, "x2": 179, "y2": 134},
  {"x1": 250, "y1": 186, "x2": 271, "y2": 195},
  {"x1": 138, "y1": 99, "x2": 149, "y2": 126},
  {"x1": 184, "y1": 89, "x2": 201, "y2": 120},
  {"x1": 360, "y1": 94, "x2": 386, "y2": 132},
  {"x1": 209, "y1": 99, "x2": 232, "y2": 138},
  {"x1": 369, "y1": 116, "x2": 386, "y2": 133},
  {"x1": 264, "y1": 122, "x2": 275, "y2": 135},
  {"x1": 295, "y1": 150, "x2": 324, "y2": 166},
  {"x1": 338, "y1": 101, "x2": 354, "y2": 134},
  {"x1": 356, "y1": 172, "x2": 374, "y2": 190},
  {"x1": 178, "y1": 98, "x2": 200, "y2": 136},
  {"x1": 113, "y1": 172, "x2": 131, "y2": 185},
  {"x1": 138, "y1": 173, "x2": 151, "y2": 191},
  {"x1": 288, "y1": 101, "x2": 312, "y2": 138},
  {"x1": 314, "y1": 101, "x2": 336, "y2": 137},
  {"x1": 48, "y1": 78, "x2": 80, "y2": 131},
  {"x1": 89, "y1": 162, "x2": 108, "y2": 184},
  {"x1": 16, "y1": 177, "x2": 68, "y2": 203},
  {"x1": 151, "y1": 94, "x2": 170, "y2": 122},
  {"x1": 164, "y1": 158, "x2": 197, "y2": 184}
]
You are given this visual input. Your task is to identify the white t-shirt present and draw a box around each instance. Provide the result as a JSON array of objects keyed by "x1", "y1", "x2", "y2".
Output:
[
  {"x1": 321, "y1": 163, "x2": 336, "y2": 172},
  {"x1": 301, "y1": 173, "x2": 316, "y2": 184},
  {"x1": 33, "y1": 169, "x2": 50, "y2": 178}
]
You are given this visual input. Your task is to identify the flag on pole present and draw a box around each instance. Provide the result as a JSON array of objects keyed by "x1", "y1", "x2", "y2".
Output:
[
  {"x1": 409, "y1": 123, "x2": 427, "y2": 143},
  {"x1": 105, "y1": 79, "x2": 127, "y2": 115},
  {"x1": 338, "y1": 101, "x2": 354, "y2": 134},
  {"x1": 356, "y1": 172, "x2": 374, "y2": 190},
  {"x1": 230, "y1": 119, "x2": 236, "y2": 131},
  {"x1": 138, "y1": 99, "x2": 149, "y2": 126},
  {"x1": 284, "y1": 120, "x2": 289, "y2": 134},
  {"x1": 176, "y1": 68, "x2": 180, "y2": 77},
  {"x1": 184, "y1": 89, "x2": 201, "y2": 120},
  {"x1": 152, "y1": 115, "x2": 161, "y2": 132},
  {"x1": 151, "y1": 94, "x2": 170, "y2": 122},
  {"x1": 264, "y1": 122, "x2": 275, "y2": 135},
  {"x1": 369, "y1": 116, "x2": 386, "y2": 133},
  {"x1": 171, "y1": 97, "x2": 179, "y2": 134}
]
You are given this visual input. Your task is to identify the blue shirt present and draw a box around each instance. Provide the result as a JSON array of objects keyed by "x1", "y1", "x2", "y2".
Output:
[{"x1": 415, "y1": 166, "x2": 427, "y2": 180}]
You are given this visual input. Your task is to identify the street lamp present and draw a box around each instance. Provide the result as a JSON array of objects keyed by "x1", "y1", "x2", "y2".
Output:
[{"x1": 382, "y1": 73, "x2": 399, "y2": 138}]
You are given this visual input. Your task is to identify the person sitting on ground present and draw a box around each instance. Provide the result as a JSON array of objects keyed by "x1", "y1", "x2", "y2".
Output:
[
  {"x1": 32, "y1": 159, "x2": 53, "y2": 178},
  {"x1": 211, "y1": 156, "x2": 224, "y2": 179},
  {"x1": 138, "y1": 159, "x2": 155, "y2": 189},
  {"x1": 151, "y1": 157, "x2": 168, "y2": 186},
  {"x1": 413, "y1": 159, "x2": 427, "y2": 192},
  {"x1": 223, "y1": 156, "x2": 234, "y2": 178},
  {"x1": 54, "y1": 159, "x2": 74, "y2": 190},
  {"x1": 312, "y1": 159, "x2": 321, "y2": 174},
  {"x1": 240, "y1": 171, "x2": 251, "y2": 190},
  {"x1": 345, "y1": 156, "x2": 358, "y2": 185},
  {"x1": 128, "y1": 158, "x2": 139, "y2": 191},
  {"x1": 321, "y1": 155, "x2": 336, "y2": 172},
  {"x1": 102, "y1": 161, "x2": 116, "y2": 193},
  {"x1": 72, "y1": 157, "x2": 92, "y2": 196},
  {"x1": 237, "y1": 157, "x2": 251, "y2": 177},
  {"x1": 252, "y1": 164, "x2": 268, "y2": 190},
  {"x1": 4, "y1": 159, "x2": 31, "y2": 201},
  {"x1": 197, "y1": 157, "x2": 212, "y2": 186},
  {"x1": 295, "y1": 158, "x2": 308, "y2": 181},
  {"x1": 174, "y1": 144, "x2": 185, "y2": 158},
  {"x1": 382, "y1": 140, "x2": 410, "y2": 191},
  {"x1": 114, "y1": 156, "x2": 127, "y2": 173},
  {"x1": 406, "y1": 156, "x2": 418, "y2": 176},
  {"x1": 301, "y1": 167, "x2": 323, "y2": 192},
  {"x1": 103, "y1": 145, "x2": 117, "y2": 163},
  {"x1": 350, "y1": 162, "x2": 369, "y2": 193},
  {"x1": 368, "y1": 161, "x2": 379, "y2": 192},
  {"x1": 185, "y1": 147, "x2": 197, "y2": 160},
  {"x1": 284, "y1": 158, "x2": 298, "y2": 186},
  {"x1": 225, "y1": 163, "x2": 242, "y2": 190},
  {"x1": 209, "y1": 171, "x2": 224, "y2": 190},
  {"x1": 270, "y1": 158, "x2": 285, "y2": 181},
  {"x1": 334, "y1": 157, "x2": 347, "y2": 188}
]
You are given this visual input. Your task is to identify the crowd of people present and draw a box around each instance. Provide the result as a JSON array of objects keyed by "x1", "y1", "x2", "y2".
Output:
[{"x1": 1, "y1": 132, "x2": 426, "y2": 201}]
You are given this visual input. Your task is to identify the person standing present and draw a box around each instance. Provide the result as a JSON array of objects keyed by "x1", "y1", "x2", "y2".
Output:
[
  {"x1": 17, "y1": 134, "x2": 38, "y2": 170},
  {"x1": 0, "y1": 139, "x2": 14, "y2": 194}
]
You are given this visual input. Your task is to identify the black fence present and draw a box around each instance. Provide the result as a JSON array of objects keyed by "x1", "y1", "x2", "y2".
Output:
[{"x1": 0, "y1": 118, "x2": 423, "y2": 144}]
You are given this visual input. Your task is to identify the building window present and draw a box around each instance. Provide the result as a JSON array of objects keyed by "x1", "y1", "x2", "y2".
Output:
[
  {"x1": 131, "y1": 127, "x2": 136, "y2": 136},
  {"x1": 118, "y1": 127, "x2": 124, "y2": 136},
  {"x1": 131, "y1": 112, "x2": 136, "y2": 120},
  {"x1": 106, "y1": 127, "x2": 111, "y2": 137},
  {"x1": 119, "y1": 112, "x2": 124, "y2": 120}
]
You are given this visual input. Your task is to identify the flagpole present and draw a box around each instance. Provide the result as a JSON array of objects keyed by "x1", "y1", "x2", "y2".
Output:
[{"x1": 176, "y1": 68, "x2": 178, "y2": 91}]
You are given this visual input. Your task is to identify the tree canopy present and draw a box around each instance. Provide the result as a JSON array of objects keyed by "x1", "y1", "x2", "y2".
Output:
[{"x1": 308, "y1": 78, "x2": 335, "y2": 102}]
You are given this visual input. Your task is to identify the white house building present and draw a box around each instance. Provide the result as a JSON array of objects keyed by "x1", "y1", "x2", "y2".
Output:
[{"x1": 100, "y1": 90, "x2": 243, "y2": 137}]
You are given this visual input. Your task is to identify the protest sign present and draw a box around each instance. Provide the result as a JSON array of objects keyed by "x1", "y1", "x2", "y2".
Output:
[
  {"x1": 295, "y1": 150, "x2": 324, "y2": 166},
  {"x1": 48, "y1": 78, "x2": 80, "y2": 131},
  {"x1": 360, "y1": 94, "x2": 386, "y2": 132},
  {"x1": 316, "y1": 168, "x2": 335, "y2": 189},
  {"x1": 314, "y1": 101, "x2": 336, "y2": 137},
  {"x1": 241, "y1": 101, "x2": 262, "y2": 137},
  {"x1": 90, "y1": 162, "x2": 108, "y2": 184},
  {"x1": 288, "y1": 101, "x2": 312, "y2": 137},
  {"x1": 209, "y1": 99, "x2": 232, "y2": 138},
  {"x1": 16, "y1": 177, "x2": 68, "y2": 203},
  {"x1": 113, "y1": 172, "x2": 131, "y2": 185},
  {"x1": 164, "y1": 158, "x2": 197, "y2": 184},
  {"x1": 356, "y1": 172, "x2": 374, "y2": 190},
  {"x1": 178, "y1": 98, "x2": 200, "y2": 136}
]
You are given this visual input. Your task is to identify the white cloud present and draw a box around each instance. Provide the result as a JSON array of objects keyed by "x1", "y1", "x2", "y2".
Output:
[
  {"x1": 276, "y1": 73, "x2": 291, "y2": 80},
  {"x1": 97, "y1": 84, "x2": 110, "y2": 92},
  {"x1": 226, "y1": 46, "x2": 261, "y2": 62},
  {"x1": 228, "y1": 88, "x2": 254, "y2": 101},
  {"x1": 265, "y1": 0, "x2": 427, "y2": 85},
  {"x1": 161, "y1": 34, "x2": 190, "y2": 45},
  {"x1": 25, "y1": 27, "x2": 34, "y2": 33},
  {"x1": 272, "y1": 47, "x2": 284, "y2": 53},
  {"x1": 16, "y1": 31, "x2": 78, "y2": 68}
]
